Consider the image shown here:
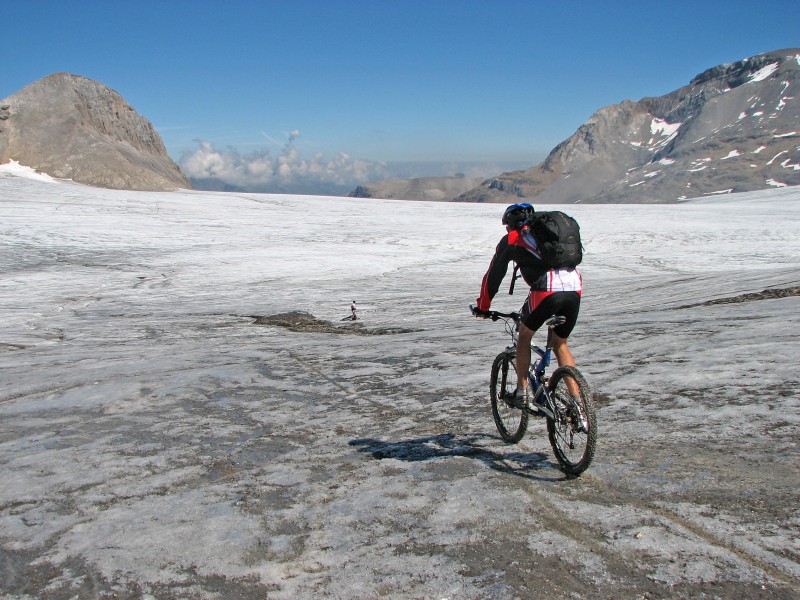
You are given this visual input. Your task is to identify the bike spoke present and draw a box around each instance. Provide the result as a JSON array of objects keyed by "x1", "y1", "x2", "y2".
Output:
[
  {"x1": 546, "y1": 366, "x2": 597, "y2": 476},
  {"x1": 490, "y1": 353, "x2": 528, "y2": 443}
]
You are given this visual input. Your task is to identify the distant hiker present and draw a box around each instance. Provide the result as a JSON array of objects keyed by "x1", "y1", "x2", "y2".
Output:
[
  {"x1": 350, "y1": 301, "x2": 357, "y2": 321},
  {"x1": 473, "y1": 203, "x2": 583, "y2": 406}
]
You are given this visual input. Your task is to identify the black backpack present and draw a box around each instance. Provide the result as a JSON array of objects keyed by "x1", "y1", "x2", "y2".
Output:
[{"x1": 526, "y1": 211, "x2": 583, "y2": 269}]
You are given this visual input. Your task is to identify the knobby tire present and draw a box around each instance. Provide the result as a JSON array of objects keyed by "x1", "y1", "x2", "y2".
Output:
[
  {"x1": 546, "y1": 365, "x2": 597, "y2": 476},
  {"x1": 490, "y1": 351, "x2": 528, "y2": 443}
]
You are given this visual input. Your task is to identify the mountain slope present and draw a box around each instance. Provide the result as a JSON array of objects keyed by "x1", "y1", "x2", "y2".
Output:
[
  {"x1": 0, "y1": 73, "x2": 190, "y2": 191},
  {"x1": 456, "y1": 48, "x2": 800, "y2": 203},
  {"x1": 349, "y1": 174, "x2": 485, "y2": 201}
]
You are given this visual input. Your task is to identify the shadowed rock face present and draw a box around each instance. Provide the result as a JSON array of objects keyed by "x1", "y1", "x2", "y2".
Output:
[
  {"x1": 456, "y1": 48, "x2": 800, "y2": 204},
  {"x1": 0, "y1": 73, "x2": 191, "y2": 191}
]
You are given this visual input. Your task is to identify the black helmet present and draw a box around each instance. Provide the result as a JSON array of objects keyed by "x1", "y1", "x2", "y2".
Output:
[{"x1": 501, "y1": 203, "x2": 534, "y2": 229}]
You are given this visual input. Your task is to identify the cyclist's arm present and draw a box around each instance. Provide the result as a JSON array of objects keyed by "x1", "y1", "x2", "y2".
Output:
[{"x1": 476, "y1": 235, "x2": 511, "y2": 312}]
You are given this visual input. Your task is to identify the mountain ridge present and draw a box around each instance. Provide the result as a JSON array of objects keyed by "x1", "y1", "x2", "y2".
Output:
[
  {"x1": 454, "y1": 48, "x2": 800, "y2": 203},
  {"x1": 0, "y1": 73, "x2": 190, "y2": 191},
  {"x1": 348, "y1": 173, "x2": 485, "y2": 201}
]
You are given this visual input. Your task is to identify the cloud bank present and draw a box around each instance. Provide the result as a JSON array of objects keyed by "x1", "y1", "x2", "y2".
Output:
[
  {"x1": 179, "y1": 133, "x2": 388, "y2": 195},
  {"x1": 179, "y1": 133, "x2": 534, "y2": 196}
]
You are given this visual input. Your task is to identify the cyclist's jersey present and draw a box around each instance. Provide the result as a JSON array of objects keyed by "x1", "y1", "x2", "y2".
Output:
[{"x1": 476, "y1": 228, "x2": 582, "y2": 312}]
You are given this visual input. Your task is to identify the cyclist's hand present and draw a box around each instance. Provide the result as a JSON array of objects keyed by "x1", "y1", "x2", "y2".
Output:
[{"x1": 471, "y1": 305, "x2": 490, "y2": 319}]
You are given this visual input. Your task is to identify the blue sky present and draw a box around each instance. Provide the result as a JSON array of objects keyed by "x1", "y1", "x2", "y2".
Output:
[{"x1": 3, "y1": 0, "x2": 799, "y2": 193}]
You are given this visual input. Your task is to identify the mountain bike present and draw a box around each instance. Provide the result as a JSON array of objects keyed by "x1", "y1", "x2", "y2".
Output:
[{"x1": 471, "y1": 305, "x2": 597, "y2": 476}]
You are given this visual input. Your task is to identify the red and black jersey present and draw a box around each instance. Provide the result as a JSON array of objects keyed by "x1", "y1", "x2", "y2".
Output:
[{"x1": 476, "y1": 228, "x2": 581, "y2": 312}]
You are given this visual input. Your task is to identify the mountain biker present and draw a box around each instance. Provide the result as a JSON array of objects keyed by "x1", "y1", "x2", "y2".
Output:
[{"x1": 474, "y1": 203, "x2": 582, "y2": 408}]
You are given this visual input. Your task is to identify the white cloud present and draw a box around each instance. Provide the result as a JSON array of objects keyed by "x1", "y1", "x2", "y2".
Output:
[
  {"x1": 179, "y1": 133, "x2": 388, "y2": 195},
  {"x1": 179, "y1": 136, "x2": 529, "y2": 195}
]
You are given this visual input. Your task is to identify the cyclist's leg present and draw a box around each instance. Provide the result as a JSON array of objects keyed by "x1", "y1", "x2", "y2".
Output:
[
  {"x1": 524, "y1": 291, "x2": 581, "y2": 391},
  {"x1": 551, "y1": 333, "x2": 580, "y2": 397},
  {"x1": 516, "y1": 293, "x2": 542, "y2": 393},
  {"x1": 516, "y1": 322, "x2": 534, "y2": 391},
  {"x1": 550, "y1": 292, "x2": 581, "y2": 395},
  {"x1": 551, "y1": 333, "x2": 575, "y2": 367},
  {"x1": 550, "y1": 295, "x2": 579, "y2": 368}
]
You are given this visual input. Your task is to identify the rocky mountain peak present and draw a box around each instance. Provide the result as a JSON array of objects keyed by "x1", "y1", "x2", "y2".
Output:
[
  {"x1": 456, "y1": 48, "x2": 800, "y2": 203},
  {"x1": 0, "y1": 73, "x2": 190, "y2": 191}
]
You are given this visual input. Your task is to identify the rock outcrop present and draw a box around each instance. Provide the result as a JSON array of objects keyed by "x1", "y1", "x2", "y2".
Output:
[
  {"x1": 348, "y1": 174, "x2": 485, "y2": 201},
  {"x1": 456, "y1": 48, "x2": 800, "y2": 203},
  {"x1": 0, "y1": 73, "x2": 190, "y2": 191}
]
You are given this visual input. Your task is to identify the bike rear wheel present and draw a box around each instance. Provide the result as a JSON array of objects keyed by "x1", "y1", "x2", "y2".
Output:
[
  {"x1": 546, "y1": 366, "x2": 597, "y2": 476},
  {"x1": 490, "y1": 351, "x2": 528, "y2": 443}
]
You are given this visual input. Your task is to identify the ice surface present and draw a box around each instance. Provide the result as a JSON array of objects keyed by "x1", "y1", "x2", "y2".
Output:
[
  {"x1": 747, "y1": 62, "x2": 780, "y2": 83},
  {"x1": 1, "y1": 166, "x2": 798, "y2": 597},
  {"x1": 650, "y1": 117, "x2": 681, "y2": 139}
]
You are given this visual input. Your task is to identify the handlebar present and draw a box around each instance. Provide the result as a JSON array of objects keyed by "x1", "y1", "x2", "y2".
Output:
[
  {"x1": 470, "y1": 305, "x2": 567, "y2": 329},
  {"x1": 470, "y1": 304, "x2": 521, "y2": 322}
]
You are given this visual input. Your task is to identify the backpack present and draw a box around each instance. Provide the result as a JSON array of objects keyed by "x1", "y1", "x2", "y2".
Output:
[{"x1": 526, "y1": 211, "x2": 583, "y2": 269}]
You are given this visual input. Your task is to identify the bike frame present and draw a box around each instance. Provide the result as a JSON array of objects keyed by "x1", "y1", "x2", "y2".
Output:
[
  {"x1": 529, "y1": 344, "x2": 549, "y2": 392},
  {"x1": 475, "y1": 305, "x2": 559, "y2": 420},
  {"x1": 470, "y1": 306, "x2": 555, "y2": 419},
  {"x1": 473, "y1": 304, "x2": 596, "y2": 476},
  {"x1": 526, "y1": 342, "x2": 556, "y2": 420}
]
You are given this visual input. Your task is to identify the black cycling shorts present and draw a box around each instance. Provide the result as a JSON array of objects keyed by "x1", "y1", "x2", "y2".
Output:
[{"x1": 520, "y1": 291, "x2": 581, "y2": 338}]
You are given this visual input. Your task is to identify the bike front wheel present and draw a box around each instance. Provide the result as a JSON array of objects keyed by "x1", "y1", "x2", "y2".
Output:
[
  {"x1": 490, "y1": 351, "x2": 528, "y2": 443},
  {"x1": 546, "y1": 366, "x2": 597, "y2": 476}
]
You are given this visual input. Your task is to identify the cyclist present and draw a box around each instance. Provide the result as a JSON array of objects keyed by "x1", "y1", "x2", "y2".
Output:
[{"x1": 474, "y1": 203, "x2": 582, "y2": 408}]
